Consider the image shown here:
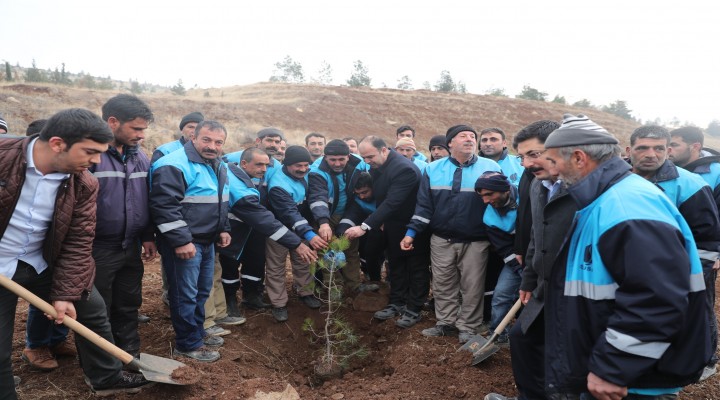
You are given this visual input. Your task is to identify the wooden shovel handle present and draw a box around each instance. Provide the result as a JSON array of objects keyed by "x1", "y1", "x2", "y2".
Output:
[
  {"x1": 493, "y1": 298, "x2": 523, "y2": 335},
  {"x1": 0, "y1": 274, "x2": 134, "y2": 364}
]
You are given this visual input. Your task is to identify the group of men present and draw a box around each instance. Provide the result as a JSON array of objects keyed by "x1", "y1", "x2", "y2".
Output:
[{"x1": 1, "y1": 97, "x2": 717, "y2": 400}]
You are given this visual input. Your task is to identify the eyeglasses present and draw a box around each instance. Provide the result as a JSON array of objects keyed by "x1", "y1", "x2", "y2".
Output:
[{"x1": 518, "y1": 150, "x2": 545, "y2": 162}]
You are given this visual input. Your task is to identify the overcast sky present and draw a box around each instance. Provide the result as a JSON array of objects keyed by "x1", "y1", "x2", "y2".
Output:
[{"x1": 3, "y1": 0, "x2": 719, "y2": 127}]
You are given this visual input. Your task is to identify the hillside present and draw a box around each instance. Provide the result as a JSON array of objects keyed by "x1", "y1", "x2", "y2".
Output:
[{"x1": 0, "y1": 82, "x2": 648, "y2": 154}]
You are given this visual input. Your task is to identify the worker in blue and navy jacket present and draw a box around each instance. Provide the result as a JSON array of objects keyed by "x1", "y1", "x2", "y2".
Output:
[
  {"x1": 308, "y1": 139, "x2": 373, "y2": 293},
  {"x1": 149, "y1": 120, "x2": 231, "y2": 362},
  {"x1": 479, "y1": 127, "x2": 524, "y2": 187},
  {"x1": 150, "y1": 111, "x2": 203, "y2": 164},
  {"x1": 396, "y1": 124, "x2": 428, "y2": 163},
  {"x1": 542, "y1": 114, "x2": 711, "y2": 399},
  {"x1": 221, "y1": 128, "x2": 286, "y2": 311},
  {"x1": 474, "y1": 172, "x2": 520, "y2": 342},
  {"x1": 223, "y1": 127, "x2": 285, "y2": 187},
  {"x1": 265, "y1": 146, "x2": 327, "y2": 322},
  {"x1": 394, "y1": 137, "x2": 428, "y2": 171},
  {"x1": 401, "y1": 125, "x2": 502, "y2": 342},
  {"x1": 219, "y1": 148, "x2": 317, "y2": 318},
  {"x1": 629, "y1": 125, "x2": 720, "y2": 382}
]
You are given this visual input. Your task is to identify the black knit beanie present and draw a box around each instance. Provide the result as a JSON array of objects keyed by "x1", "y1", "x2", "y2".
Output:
[
  {"x1": 324, "y1": 139, "x2": 350, "y2": 156},
  {"x1": 446, "y1": 124, "x2": 477, "y2": 145},
  {"x1": 474, "y1": 172, "x2": 510, "y2": 192},
  {"x1": 429, "y1": 134, "x2": 449, "y2": 151},
  {"x1": 179, "y1": 112, "x2": 204, "y2": 130},
  {"x1": 283, "y1": 145, "x2": 313, "y2": 166}
]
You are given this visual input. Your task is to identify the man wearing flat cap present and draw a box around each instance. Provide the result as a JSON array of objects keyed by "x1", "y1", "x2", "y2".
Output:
[
  {"x1": 395, "y1": 137, "x2": 428, "y2": 171},
  {"x1": 532, "y1": 114, "x2": 711, "y2": 399},
  {"x1": 401, "y1": 125, "x2": 502, "y2": 343}
]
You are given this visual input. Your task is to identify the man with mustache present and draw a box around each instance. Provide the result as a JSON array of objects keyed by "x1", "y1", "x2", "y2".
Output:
[
  {"x1": 150, "y1": 120, "x2": 231, "y2": 363},
  {"x1": 0, "y1": 108, "x2": 152, "y2": 397},
  {"x1": 479, "y1": 127, "x2": 524, "y2": 187},
  {"x1": 222, "y1": 128, "x2": 286, "y2": 311},
  {"x1": 401, "y1": 125, "x2": 501, "y2": 340}
]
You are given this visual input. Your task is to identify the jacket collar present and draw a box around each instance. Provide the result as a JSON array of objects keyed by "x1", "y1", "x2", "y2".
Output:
[
  {"x1": 448, "y1": 153, "x2": 478, "y2": 167},
  {"x1": 650, "y1": 159, "x2": 680, "y2": 183},
  {"x1": 567, "y1": 157, "x2": 632, "y2": 210},
  {"x1": 318, "y1": 153, "x2": 361, "y2": 174},
  {"x1": 228, "y1": 162, "x2": 255, "y2": 188},
  {"x1": 683, "y1": 152, "x2": 720, "y2": 174}
]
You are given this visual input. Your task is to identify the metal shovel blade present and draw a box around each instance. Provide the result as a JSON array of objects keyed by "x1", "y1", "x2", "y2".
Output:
[
  {"x1": 471, "y1": 343, "x2": 501, "y2": 366},
  {"x1": 129, "y1": 353, "x2": 198, "y2": 385},
  {"x1": 457, "y1": 334, "x2": 489, "y2": 352}
]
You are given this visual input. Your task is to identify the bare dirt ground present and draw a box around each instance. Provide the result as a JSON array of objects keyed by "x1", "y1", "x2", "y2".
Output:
[{"x1": 10, "y1": 258, "x2": 720, "y2": 399}]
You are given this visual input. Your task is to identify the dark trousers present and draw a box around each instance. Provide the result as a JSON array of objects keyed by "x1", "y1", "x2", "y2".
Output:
[
  {"x1": 384, "y1": 221, "x2": 431, "y2": 313},
  {"x1": 360, "y1": 229, "x2": 385, "y2": 282},
  {"x1": 26, "y1": 304, "x2": 70, "y2": 348},
  {"x1": 220, "y1": 229, "x2": 266, "y2": 296},
  {"x1": 704, "y1": 268, "x2": 718, "y2": 365},
  {"x1": 509, "y1": 309, "x2": 546, "y2": 400},
  {"x1": 0, "y1": 262, "x2": 122, "y2": 400},
  {"x1": 92, "y1": 245, "x2": 144, "y2": 356}
]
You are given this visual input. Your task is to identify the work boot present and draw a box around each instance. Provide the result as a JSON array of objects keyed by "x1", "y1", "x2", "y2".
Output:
[
  {"x1": 85, "y1": 371, "x2": 152, "y2": 397},
  {"x1": 203, "y1": 335, "x2": 224, "y2": 347},
  {"x1": 395, "y1": 309, "x2": 422, "y2": 328},
  {"x1": 49, "y1": 340, "x2": 77, "y2": 358},
  {"x1": 225, "y1": 291, "x2": 243, "y2": 318},
  {"x1": 374, "y1": 304, "x2": 405, "y2": 320},
  {"x1": 22, "y1": 346, "x2": 58, "y2": 371},
  {"x1": 173, "y1": 346, "x2": 220, "y2": 363},
  {"x1": 242, "y1": 291, "x2": 270, "y2": 310},
  {"x1": 272, "y1": 306, "x2": 288, "y2": 322},
  {"x1": 299, "y1": 295, "x2": 321, "y2": 309}
]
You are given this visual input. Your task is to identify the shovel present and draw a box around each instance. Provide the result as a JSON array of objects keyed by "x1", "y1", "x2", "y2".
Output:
[
  {"x1": 463, "y1": 298, "x2": 523, "y2": 366},
  {"x1": 0, "y1": 274, "x2": 197, "y2": 385}
]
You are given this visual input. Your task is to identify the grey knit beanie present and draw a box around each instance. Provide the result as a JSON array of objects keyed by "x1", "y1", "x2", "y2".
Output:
[{"x1": 544, "y1": 114, "x2": 618, "y2": 149}]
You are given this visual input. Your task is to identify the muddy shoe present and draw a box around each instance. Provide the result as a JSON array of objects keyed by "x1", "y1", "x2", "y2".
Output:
[
  {"x1": 300, "y1": 295, "x2": 321, "y2": 309},
  {"x1": 458, "y1": 330, "x2": 476, "y2": 344},
  {"x1": 86, "y1": 371, "x2": 152, "y2": 397},
  {"x1": 49, "y1": 340, "x2": 77, "y2": 358},
  {"x1": 421, "y1": 324, "x2": 459, "y2": 337},
  {"x1": 205, "y1": 324, "x2": 231, "y2": 337},
  {"x1": 173, "y1": 346, "x2": 220, "y2": 363},
  {"x1": 22, "y1": 346, "x2": 58, "y2": 371},
  {"x1": 355, "y1": 283, "x2": 380, "y2": 293},
  {"x1": 137, "y1": 314, "x2": 151, "y2": 323},
  {"x1": 395, "y1": 310, "x2": 422, "y2": 328},
  {"x1": 203, "y1": 335, "x2": 224, "y2": 347},
  {"x1": 242, "y1": 292, "x2": 271, "y2": 310},
  {"x1": 216, "y1": 315, "x2": 246, "y2": 326},
  {"x1": 700, "y1": 365, "x2": 717, "y2": 382},
  {"x1": 374, "y1": 304, "x2": 405, "y2": 320},
  {"x1": 484, "y1": 394, "x2": 517, "y2": 400},
  {"x1": 272, "y1": 306, "x2": 289, "y2": 322}
]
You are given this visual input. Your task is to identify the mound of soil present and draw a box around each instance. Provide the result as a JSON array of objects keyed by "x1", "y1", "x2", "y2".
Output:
[{"x1": 10, "y1": 259, "x2": 720, "y2": 399}]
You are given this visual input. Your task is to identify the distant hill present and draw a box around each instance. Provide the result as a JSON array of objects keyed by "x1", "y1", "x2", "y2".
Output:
[{"x1": 0, "y1": 81, "x2": 653, "y2": 155}]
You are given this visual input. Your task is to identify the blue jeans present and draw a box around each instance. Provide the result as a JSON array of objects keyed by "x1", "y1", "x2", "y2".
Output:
[
  {"x1": 26, "y1": 305, "x2": 69, "y2": 348},
  {"x1": 159, "y1": 239, "x2": 215, "y2": 352},
  {"x1": 489, "y1": 264, "x2": 522, "y2": 333}
]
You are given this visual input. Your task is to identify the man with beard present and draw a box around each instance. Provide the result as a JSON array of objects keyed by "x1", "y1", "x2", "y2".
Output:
[
  {"x1": 1, "y1": 109, "x2": 152, "y2": 397},
  {"x1": 84, "y1": 95, "x2": 156, "y2": 358},
  {"x1": 528, "y1": 114, "x2": 708, "y2": 399},
  {"x1": 265, "y1": 146, "x2": 327, "y2": 322},
  {"x1": 401, "y1": 126, "x2": 501, "y2": 340},
  {"x1": 486, "y1": 119, "x2": 571, "y2": 400},
  {"x1": 479, "y1": 127, "x2": 524, "y2": 187},
  {"x1": 308, "y1": 139, "x2": 376, "y2": 294},
  {"x1": 633, "y1": 125, "x2": 720, "y2": 382},
  {"x1": 150, "y1": 120, "x2": 232, "y2": 363},
  {"x1": 346, "y1": 136, "x2": 427, "y2": 328},
  {"x1": 428, "y1": 134, "x2": 450, "y2": 162}
]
